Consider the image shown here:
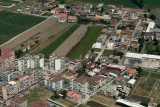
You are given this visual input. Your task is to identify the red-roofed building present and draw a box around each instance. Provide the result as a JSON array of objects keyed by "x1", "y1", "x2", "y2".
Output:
[
  {"x1": 67, "y1": 91, "x2": 82, "y2": 102},
  {"x1": 30, "y1": 101, "x2": 49, "y2": 107},
  {"x1": 144, "y1": 33, "x2": 154, "y2": 40},
  {"x1": 127, "y1": 69, "x2": 138, "y2": 77},
  {"x1": 84, "y1": 4, "x2": 92, "y2": 9},
  {"x1": 107, "y1": 5, "x2": 116, "y2": 9},
  {"x1": 53, "y1": 13, "x2": 68, "y2": 22},
  {"x1": 0, "y1": 102, "x2": 3, "y2": 107},
  {"x1": 0, "y1": 48, "x2": 15, "y2": 69},
  {"x1": 110, "y1": 20, "x2": 117, "y2": 26},
  {"x1": 10, "y1": 96, "x2": 27, "y2": 107},
  {"x1": 68, "y1": 16, "x2": 78, "y2": 23},
  {"x1": 51, "y1": 7, "x2": 60, "y2": 13},
  {"x1": 44, "y1": 73, "x2": 63, "y2": 90}
]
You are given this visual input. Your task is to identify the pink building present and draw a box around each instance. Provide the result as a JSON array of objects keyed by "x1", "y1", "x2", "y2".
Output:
[{"x1": 0, "y1": 48, "x2": 15, "y2": 69}]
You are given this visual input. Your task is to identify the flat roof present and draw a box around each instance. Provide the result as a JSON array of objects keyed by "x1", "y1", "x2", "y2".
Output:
[
  {"x1": 116, "y1": 99, "x2": 144, "y2": 107},
  {"x1": 126, "y1": 52, "x2": 160, "y2": 60}
]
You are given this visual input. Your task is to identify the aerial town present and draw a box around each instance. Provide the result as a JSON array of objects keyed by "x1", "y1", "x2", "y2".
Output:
[{"x1": 0, "y1": 0, "x2": 159, "y2": 107}]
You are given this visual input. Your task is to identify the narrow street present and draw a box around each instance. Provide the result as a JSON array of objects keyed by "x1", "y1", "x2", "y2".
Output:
[
  {"x1": 119, "y1": 19, "x2": 142, "y2": 65},
  {"x1": 95, "y1": 11, "x2": 127, "y2": 62}
]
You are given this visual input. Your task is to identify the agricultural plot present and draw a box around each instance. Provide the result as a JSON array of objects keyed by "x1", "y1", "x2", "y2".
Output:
[
  {"x1": 69, "y1": 27, "x2": 102, "y2": 59},
  {"x1": 132, "y1": 72, "x2": 160, "y2": 103},
  {"x1": 0, "y1": 11, "x2": 46, "y2": 45},
  {"x1": 39, "y1": 24, "x2": 80, "y2": 58},
  {"x1": 66, "y1": 0, "x2": 136, "y2": 8}
]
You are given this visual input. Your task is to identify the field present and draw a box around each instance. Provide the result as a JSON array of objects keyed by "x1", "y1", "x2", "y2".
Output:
[
  {"x1": 55, "y1": 98, "x2": 77, "y2": 107},
  {"x1": 54, "y1": 25, "x2": 88, "y2": 57},
  {"x1": 0, "y1": 11, "x2": 45, "y2": 46},
  {"x1": 66, "y1": 0, "x2": 136, "y2": 8},
  {"x1": 143, "y1": 0, "x2": 160, "y2": 8},
  {"x1": 86, "y1": 100, "x2": 107, "y2": 107},
  {"x1": 91, "y1": 94, "x2": 120, "y2": 107},
  {"x1": 23, "y1": 88, "x2": 53, "y2": 105},
  {"x1": 0, "y1": 0, "x2": 20, "y2": 4},
  {"x1": 69, "y1": 27, "x2": 102, "y2": 59},
  {"x1": 132, "y1": 72, "x2": 160, "y2": 103},
  {"x1": 39, "y1": 24, "x2": 80, "y2": 58},
  {"x1": 103, "y1": 49, "x2": 114, "y2": 56}
]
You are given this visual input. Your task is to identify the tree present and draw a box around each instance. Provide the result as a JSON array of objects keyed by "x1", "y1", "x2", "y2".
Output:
[
  {"x1": 136, "y1": 67, "x2": 143, "y2": 77},
  {"x1": 144, "y1": 14, "x2": 147, "y2": 18},
  {"x1": 15, "y1": 50, "x2": 23, "y2": 58},
  {"x1": 53, "y1": 91, "x2": 59, "y2": 99},
  {"x1": 140, "y1": 102, "x2": 148, "y2": 107},
  {"x1": 150, "y1": 14, "x2": 156, "y2": 20},
  {"x1": 60, "y1": 90, "x2": 67, "y2": 99}
]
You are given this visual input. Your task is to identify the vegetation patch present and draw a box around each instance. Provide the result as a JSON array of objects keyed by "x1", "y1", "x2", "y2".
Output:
[
  {"x1": 86, "y1": 100, "x2": 107, "y2": 107},
  {"x1": 0, "y1": 11, "x2": 46, "y2": 45},
  {"x1": 39, "y1": 24, "x2": 80, "y2": 58},
  {"x1": 69, "y1": 27, "x2": 102, "y2": 59},
  {"x1": 23, "y1": 88, "x2": 53, "y2": 105}
]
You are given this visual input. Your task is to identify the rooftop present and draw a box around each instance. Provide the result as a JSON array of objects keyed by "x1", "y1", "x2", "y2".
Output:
[{"x1": 11, "y1": 96, "x2": 27, "y2": 104}]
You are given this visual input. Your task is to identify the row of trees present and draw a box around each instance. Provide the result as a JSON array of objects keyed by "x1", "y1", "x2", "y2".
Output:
[{"x1": 131, "y1": 0, "x2": 144, "y2": 8}]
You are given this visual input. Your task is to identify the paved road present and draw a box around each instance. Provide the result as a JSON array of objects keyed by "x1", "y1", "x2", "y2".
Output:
[
  {"x1": 95, "y1": 11, "x2": 127, "y2": 62},
  {"x1": 119, "y1": 19, "x2": 142, "y2": 65}
]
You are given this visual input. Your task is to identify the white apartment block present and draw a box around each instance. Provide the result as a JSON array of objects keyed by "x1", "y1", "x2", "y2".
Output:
[
  {"x1": 18, "y1": 54, "x2": 44, "y2": 71},
  {"x1": 49, "y1": 55, "x2": 65, "y2": 71}
]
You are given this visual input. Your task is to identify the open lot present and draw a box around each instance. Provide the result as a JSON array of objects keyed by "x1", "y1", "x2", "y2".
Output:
[
  {"x1": 54, "y1": 25, "x2": 88, "y2": 56},
  {"x1": 39, "y1": 24, "x2": 80, "y2": 58},
  {"x1": 69, "y1": 27, "x2": 102, "y2": 59},
  {"x1": 91, "y1": 94, "x2": 120, "y2": 107},
  {"x1": 23, "y1": 87, "x2": 53, "y2": 105},
  {"x1": 132, "y1": 72, "x2": 160, "y2": 103},
  {"x1": 0, "y1": 11, "x2": 46, "y2": 49},
  {"x1": 55, "y1": 98, "x2": 77, "y2": 107}
]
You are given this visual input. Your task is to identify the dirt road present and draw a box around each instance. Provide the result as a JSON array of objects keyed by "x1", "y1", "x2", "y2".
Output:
[
  {"x1": 53, "y1": 25, "x2": 88, "y2": 56},
  {"x1": 0, "y1": 18, "x2": 70, "y2": 50}
]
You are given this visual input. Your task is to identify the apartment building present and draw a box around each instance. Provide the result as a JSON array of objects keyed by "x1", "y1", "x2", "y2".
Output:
[
  {"x1": 10, "y1": 96, "x2": 27, "y2": 107},
  {"x1": 49, "y1": 55, "x2": 65, "y2": 71},
  {"x1": 73, "y1": 75, "x2": 106, "y2": 97},
  {"x1": 2, "y1": 69, "x2": 44, "y2": 100},
  {"x1": 0, "y1": 48, "x2": 15, "y2": 69},
  {"x1": 44, "y1": 73, "x2": 63, "y2": 90},
  {"x1": 18, "y1": 54, "x2": 44, "y2": 71}
]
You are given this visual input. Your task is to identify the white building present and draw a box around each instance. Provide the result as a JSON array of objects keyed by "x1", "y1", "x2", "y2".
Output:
[
  {"x1": 92, "y1": 42, "x2": 102, "y2": 49},
  {"x1": 125, "y1": 52, "x2": 160, "y2": 69},
  {"x1": 107, "y1": 42, "x2": 115, "y2": 50},
  {"x1": 146, "y1": 22, "x2": 155, "y2": 32},
  {"x1": 49, "y1": 55, "x2": 65, "y2": 71},
  {"x1": 18, "y1": 54, "x2": 44, "y2": 71}
]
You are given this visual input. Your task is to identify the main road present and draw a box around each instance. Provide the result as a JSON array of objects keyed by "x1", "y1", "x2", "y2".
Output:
[
  {"x1": 95, "y1": 11, "x2": 127, "y2": 62},
  {"x1": 118, "y1": 19, "x2": 142, "y2": 65}
]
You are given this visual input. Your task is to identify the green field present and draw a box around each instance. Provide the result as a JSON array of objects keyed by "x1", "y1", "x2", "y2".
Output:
[
  {"x1": 0, "y1": 11, "x2": 46, "y2": 45},
  {"x1": 0, "y1": 0, "x2": 20, "y2": 4},
  {"x1": 86, "y1": 100, "x2": 107, "y2": 107},
  {"x1": 23, "y1": 88, "x2": 53, "y2": 105},
  {"x1": 143, "y1": 0, "x2": 160, "y2": 8},
  {"x1": 69, "y1": 27, "x2": 102, "y2": 59},
  {"x1": 39, "y1": 24, "x2": 80, "y2": 58},
  {"x1": 66, "y1": 0, "x2": 136, "y2": 8}
]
